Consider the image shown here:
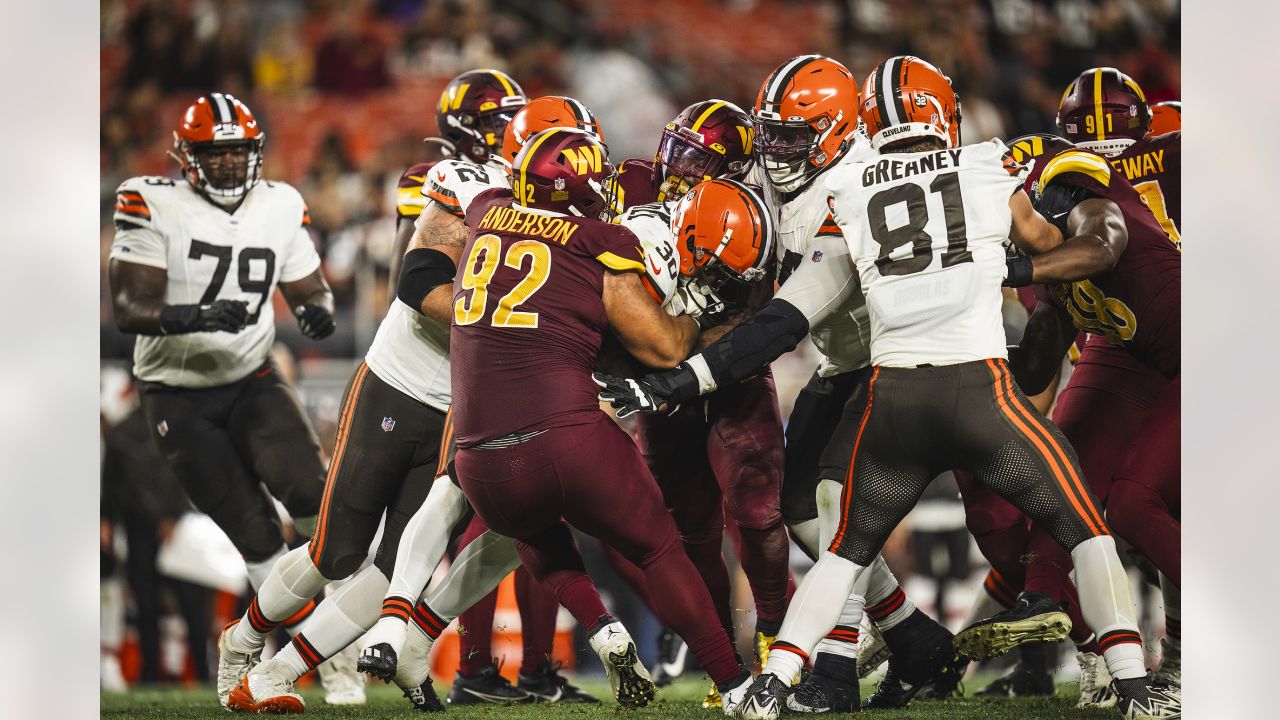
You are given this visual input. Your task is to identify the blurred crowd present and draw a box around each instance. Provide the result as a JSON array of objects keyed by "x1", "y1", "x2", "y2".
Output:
[{"x1": 99, "y1": 0, "x2": 1179, "y2": 688}]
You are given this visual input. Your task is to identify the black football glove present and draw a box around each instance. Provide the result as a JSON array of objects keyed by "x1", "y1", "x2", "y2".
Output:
[
  {"x1": 593, "y1": 370, "x2": 690, "y2": 419},
  {"x1": 159, "y1": 299, "x2": 249, "y2": 335},
  {"x1": 295, "y1": 304, "x2": 335, "y2": 340},
  {"x1": 1031, "y1": 181, "x2": 1096, "y2": 235}
]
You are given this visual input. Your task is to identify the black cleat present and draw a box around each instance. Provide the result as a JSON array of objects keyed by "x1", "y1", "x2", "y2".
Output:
[
  {"x1": 975, "y1": 642, "x2": 1055, "y2": 697},
  {"x1": 786, "y1": 652, "x2": 860, "y2": 713},
  {"x1": 402, "y1": 678, "x2": 446, "y2": 713},
  {"x1": 650, "y1": 627, "x2": 688, "y2": 687},
  {"x1": 1114, "y1": 676, "x2": 1181, "y2": 718},
  {"x1": 518, "y1": 661, "x2": 599, "y2": 703},
  {"x1": 864, "y1": 610, "x2": 965, "y2": 709},
  {"x1": 955, "y1": 591, "x2": 1071, "y2": 661},
  {"x1": 357, "y1": 643, "x2": 398, "y2": 683},
  {"x1": 736, "y1": 673, "x2": 791, "y2": 719},
  {"x1": 445, "y1": 663, "x2": 535, "y2": 705},
  {"x1": 863, "y1": 664, "x2": 917, "y2": 710}
]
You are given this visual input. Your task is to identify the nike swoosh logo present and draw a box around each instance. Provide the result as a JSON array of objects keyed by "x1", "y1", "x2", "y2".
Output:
[
  {"x1": 648, "y1": 257, "x2": 662, "y2": 275},
  {"x1": 436, "y1": 171, "x2": 447, "y2": 182}
]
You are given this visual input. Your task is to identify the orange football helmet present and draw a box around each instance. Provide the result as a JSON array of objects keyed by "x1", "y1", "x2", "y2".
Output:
[
  {"x1": 860, "y1": 56, "x2": 961, "y2": 151},
  {"x1": 171, "y1": 92, "x2": 264, "y2": 206},
  {"x1": 500, "y1": 95, "x2": 604, "y2": 167},
  {"x1": 669, "y1": 178, "x2": 774, "y2": 284},
  {"x1": 1057, "y1": 67, "x2": 1149, "y2": 156},
  {"x1": 1147, "y1": 101, "x2": 1181, "y2": 137},
  {"x1": 752, "y1": 55, "x2": 860, "y2": 192}
]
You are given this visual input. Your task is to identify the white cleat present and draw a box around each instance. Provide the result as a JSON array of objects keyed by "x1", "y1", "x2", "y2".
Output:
[
  {"x1": 361, "y1": 617, "x2": 409, "y2": 666},
  {"x1": 733, "y1": 673, "x2": 790, "y2": 720},
  {"x1": 588, "y1": 621, "x2": 655, "y2": 708},
  {"x1": 856, "y1": 621, "x2": 889, "y2": 678},
  {"x1": 719, "y1": 673, "x2": 755, "y2": 716},
  {"x1": 318, "y1": 652, "x2": 366, "y2": 705},
  {"x1": 1076, "y1": 651, "x2": 1118, "y2": 709},
  {"x1": 227, "y1": 658, "x2": 305, "y2": 714},
  {"x1": 216, "y1": 622, "x2": 261, "y2": 710}
]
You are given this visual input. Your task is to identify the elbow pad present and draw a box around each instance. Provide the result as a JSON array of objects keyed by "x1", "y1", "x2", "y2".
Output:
[
  {"x1": 699, "y1": 299, "x2": 810, "y2": 389},
  {"x1": 396, "y1": 248, "x2": 457, "y2": 312}
]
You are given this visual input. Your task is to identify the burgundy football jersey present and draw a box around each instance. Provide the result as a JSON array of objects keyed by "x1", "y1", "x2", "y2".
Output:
[
  {"x1": 395, "y1": 161, "x2": 440, "y2": 222},
  {"x1": 1109, "y1": 132, "x2": 1180, "y2": 249},
  {"x1": 1026, "y1": 149, "x2": 1180, "y2": 379},
  {"x1": 606, "y1": 159, "x2": 660, "y2": 215},
  {"x1": 451, "y1": 188, "x2": 648, "y2": 448}
]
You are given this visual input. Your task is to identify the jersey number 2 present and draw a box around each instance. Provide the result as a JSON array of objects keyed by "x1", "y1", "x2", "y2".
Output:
[
  {"x1": 454, "y1": 234, "x2": 551, "y2": 328},
  {"x1": 189, "y1": 240, "x2": 276, "y2": 324},
  {"x1": 867, "y1": 171, "x2": 971, "y2": 276}
]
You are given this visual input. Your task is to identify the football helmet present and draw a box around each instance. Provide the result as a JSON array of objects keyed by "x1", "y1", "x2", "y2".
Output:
[
  {"x1": 669, "y1": 178, "x2": 774, "y2": 285},
  {"x1": 654, "y1": 100, "x2": 755, "y2": 201},
  {"x1": 1147, "y1": 100, "x2": 1181, "y2": 137},
  {"x1": 434, "y1": 69, "x2": 527, "y2": 165},
  {"x1": 752, "y1": 55, "x2": 860, "y2": 193},
  {"x1": 510, "y1": 128, "x2": 614, "y2": 219},
  {"x1": 500, "y1": 95, "x2": 604, "y2": 166},
  {"x1": 1005, "y1": 133, "x2": 1075, "y2": 165},
  {"x1": 171, "y1": 92, "x2": 264, "y2": 206},
  {"x1": 1057, "y1": 68, "x2": 1149, "y2": 157},
  {"x1": 860, "y1": 56, "x2": 961, "y2": 150}
]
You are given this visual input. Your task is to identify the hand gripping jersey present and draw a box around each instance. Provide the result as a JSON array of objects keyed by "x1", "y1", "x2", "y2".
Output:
[
  {"x1": 825, "y1": 139, "x2": 1028, "y2": 368},
  {"x1": 451, "y1": 188, "x2": 647, "y2": 448},
  {"x1": 365, "y1": 159, "x2": 505, "y2": 411},
  {"x1": 748, "y1": 135, "x2": 877, "y2": 376},
  {"x1": 1026, "y1": 149, "x2": 1181, "y2": 379},
  {"x1": 111, "y1": 177, "x2": 321, "y2": 388},
  {"x1": 1107, "y1": 132, "x2": 1180, "y2": 249}
]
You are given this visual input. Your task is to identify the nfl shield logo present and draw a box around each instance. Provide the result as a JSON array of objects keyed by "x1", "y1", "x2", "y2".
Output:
[
  {"x1": 381, "y1": 417, "x2": 396, "y2": 432},
  {"x1": 812, "y1": 250, "x2": 824, "y2": 262},
  {"x1": 554, "y1": 177, "x2": 566, "y2": 191}
]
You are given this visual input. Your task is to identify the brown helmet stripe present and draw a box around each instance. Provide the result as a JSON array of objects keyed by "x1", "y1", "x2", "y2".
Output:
[{"x1": 762, "y1": 54, "x2": 822, "y2": 109}]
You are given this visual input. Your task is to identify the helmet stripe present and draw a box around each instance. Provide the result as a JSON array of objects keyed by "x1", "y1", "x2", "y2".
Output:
[
  {"x1": 690, "y1": 101, "x2": 727, "y2": 133},
  {"x1": 763, "y1": 55, "x2": 821, "y2": 107},
  {"x1": 490, "y1": 70, "x2": 516, "y2": 97},
  {"x1": 518, "y1": 127, "x2": 564, "y2": 205},
  {"x1": 878, "y1": 57, "x2": 904, "y2": 126},
  {"x1": 210, "y1": 93, "x2": 233, "y2": 124},
  {"x1": 1092, "y1": 68, "x2": 1105, "y2": 141}
]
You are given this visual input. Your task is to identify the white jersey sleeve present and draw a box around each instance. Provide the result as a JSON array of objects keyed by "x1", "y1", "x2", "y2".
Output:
[
  {"x1": 279, "y1": 224, "x2": 322, "y2": 283},
  {"x1": 827, "y1": 139, "x2": 1024, "y2": 367},
  {"x1": 772, "y1": 234, "x2": 859, "y2": 326},
  {"x1": 110, "y1": 178, "x2": 170, "y2": 269},
  {"x1": 614, "y1": 201, "x2": 679, "y2": 306},
  {"x1": 417, "y1": 160, "x2": 505, "y2": 222}
]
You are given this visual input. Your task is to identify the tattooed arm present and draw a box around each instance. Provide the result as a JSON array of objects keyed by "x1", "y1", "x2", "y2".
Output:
[{"x1": 398, "y1": 202, "x2": 470, "y2": 325}]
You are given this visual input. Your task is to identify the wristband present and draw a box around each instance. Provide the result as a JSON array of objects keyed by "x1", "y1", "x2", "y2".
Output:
[{"x1": 1004, "y1": 255, "x2": 1034, "y2": 287}]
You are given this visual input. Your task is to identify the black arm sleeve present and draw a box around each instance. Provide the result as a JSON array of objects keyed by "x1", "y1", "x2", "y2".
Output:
[
  {"x1": 701, "y1": 298, "x2": 810, "y2": 386},
  {"x1": 396, "y1": 248, "x2": 457, "y2": 312}
]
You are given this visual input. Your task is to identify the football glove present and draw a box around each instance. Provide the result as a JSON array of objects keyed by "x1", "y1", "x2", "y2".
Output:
[
  {"x1": 1031, "y1": 182, "x2": 1096, "y2": 235},
  {"x1": 666, "y1": 281, "x2": 727, "y2": 329},
  {"x1": 159, "y1": 299, "x2": 249, "y2": 334},
  {"x1": 295, "y1": 304, "x2": 336, "y2": 340},
  {"x1": 593, "y1": 371, "x2": 686, "y2": 419}
]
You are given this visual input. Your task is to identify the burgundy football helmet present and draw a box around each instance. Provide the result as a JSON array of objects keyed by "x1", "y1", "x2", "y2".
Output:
[
  {"x1": 509, "y1": 128, "x2": 614, "y2": 219},
  {"x1": 1057, "y1": 67, "x2": 1150, "y2": 157},
  {"x1": 653, "y1": 99, "x2": 755, "y2": 202},
  {"x1": 1005, "y1": 133, "x2": 1075, "y2": 166},
  {"x1": 434, "y1": 69, "x2": 527, "y2": 165}
]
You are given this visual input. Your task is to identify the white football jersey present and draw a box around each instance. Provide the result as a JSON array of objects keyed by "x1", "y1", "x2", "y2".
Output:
[
  {"x1": 614, "y1": 201, "x2": 680, "y2": 308},
  {"x1": 110, "y1": 177, "x2": 320, "y2": 388},
  {"x1": 365, "y1": 159, "x2": 504, "y2": 410},
  {"x1": 825, "y1": 139, "x2": 1027, "y2": 367},
  {"x1": 750, "y1": 134, "x2": 878, "y2": 377}
]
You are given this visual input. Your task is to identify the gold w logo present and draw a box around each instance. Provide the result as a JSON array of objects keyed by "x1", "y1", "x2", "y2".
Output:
[
  {"x1": 1009, "y1": 136, "x2": 1044, "y2": 164},
  {"x1": 736, "y1": 125, "x2": 755, "y2": 154},
  {"x1": 440, "y1": 83, "x2": 471, "y2": 112},
  {"x1": 561, "y1": 145, "x2": 602, "y2": 175}
]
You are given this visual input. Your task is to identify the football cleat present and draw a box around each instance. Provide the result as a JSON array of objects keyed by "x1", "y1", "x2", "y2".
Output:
[
  {"x1": 589, "y1": 621, "x2": 655, "y2": 708},
  {"x1": 358, "y1": 616, "x2": 410, "y2": 681},
  {"x1": 227, "y1": 658, "x2": 304, "y2": 714},
  {"x1": 976, "y1": 642, "x2": 1054, "y2": 698},
  {"x1": 954, "y1": 591, "x2": 1072, "y2": 661},
  {"x1": 518, "y1": 661, "x2": 599, "y2": 703},
  {"x1": 856, "y1": 622, "x2": 889, "y2": 678},
  {"x1": 732, "y1": 673, "x2": 790, "y2": 720},
  {"x1": 785, "y1": 652, "x2": 859, "y2": 713},
  {"x1": 718, "y1": 670, "x2": 755, "y2": 716},
  {"x1": 400, "y1": 678, "x2": 446, "y2": 713},
  {"x1": 318, "y1": 652, "x2": 366, "y2": 705},
  {"x1": 446, "y1": 662, "x2": 534, "y2": 705},
  {"x1": 1076, "y1": 651, "x2": 1118, "y2": 709},
  {"x1": 651, "y1": 627, "x2": 689, "y2": 686},
  {"x1": 358, "y1": 642, "x2": 398, "y2": 684},
  {"x1": 1114, "y1": 677, "x2": 1181, "y2": 719},
  {"x1": 1153, "y1": 635, "x2": 1181, "y2": 688},
  {"x1": 703, "y1": 683, "x2": 723, "y2": 709},
  {"x1": 216, "y1": 621, "x2": 261, "y2": 710}
]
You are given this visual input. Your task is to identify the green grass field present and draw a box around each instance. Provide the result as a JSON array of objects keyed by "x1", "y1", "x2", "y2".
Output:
[{"x1": 101, "y1": 675, "x2": 1116, "y2": 719}]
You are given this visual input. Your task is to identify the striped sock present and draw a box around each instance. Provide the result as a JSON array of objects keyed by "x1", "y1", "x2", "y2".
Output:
[
  {"x1": 813, "y1": 624, "x2": 860, "y2": 660},
  {"x1": 412, "y1": 600, "x2": 450, "y2": 640}
]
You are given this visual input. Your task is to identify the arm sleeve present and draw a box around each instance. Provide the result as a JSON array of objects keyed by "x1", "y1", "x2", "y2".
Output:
[
  {"x1": 680, "y1": 298, "x2": 810, "y2": 395},
  {"x1": 772, "y1": 233, "x2": 859, "y2": 327},
  {"x1": 279, "y1": 225, "x2": 323, "y2": 282}
]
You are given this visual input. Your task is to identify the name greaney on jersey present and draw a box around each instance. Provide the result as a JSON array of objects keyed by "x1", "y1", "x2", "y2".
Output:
[{"x1": 861, "y1": 149, "x2": 966, "y2": 186}]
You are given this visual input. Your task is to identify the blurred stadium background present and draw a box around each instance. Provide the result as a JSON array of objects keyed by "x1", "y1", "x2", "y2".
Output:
[{"x1": 99, "y1": 0, "x2": 1180, "y2": 692}]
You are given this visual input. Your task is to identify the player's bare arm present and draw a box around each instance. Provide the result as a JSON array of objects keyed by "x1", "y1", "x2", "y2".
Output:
[
  {"x1": 1007, "y1": 189, "x2": 1063, "y2": 255},
  {"x1": 1007, "y1": 299, "x2": 1078, "y2": 395},
  {"x1": 1028, "y1": 198, "x2": 1128, "y2": 283},
  {"x1": 280, "y1": 268, "x2": 336, "y2": 340},
  {"x1": 395, "y1": 202, "x2": 468, "y2": 325},
  {"x1": 603, "y1": 269, "x2": 700, "y2": 369},
  {"x1": 387, "y1": 217, "x2": 416, "y2": 293},
  {"x1": 110, "y1": 258, "x2": 249, "y2": 335}
]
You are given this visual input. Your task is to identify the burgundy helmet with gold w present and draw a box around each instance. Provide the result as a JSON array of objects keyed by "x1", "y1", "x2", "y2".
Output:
[
  {"x1": 434, "y1": 69, "x2": 527, "y2": 165},
  {"x1": 653, "y1": 99, "x2": 755, "y2": 201},
  {"x1": 510, "y1": 127, "x2": 615, "y2": 219},
  {"x1": 1057, "y1": 67, "x2": 1150, "y2": 157}
]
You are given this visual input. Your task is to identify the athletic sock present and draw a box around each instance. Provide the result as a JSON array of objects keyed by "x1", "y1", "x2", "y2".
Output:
[
  {"x1": 456, "y1": 590, "x2": 498, "y2": 676},
  {"x1": 682, "y1": 535, "x2": 734, "y2": 639},
  {"x1": 515, "y1": 567, "x2": 559, "y2": 675},
  {"x1": 1161, "y1": 574, "x2": 1180, "y2": 649},
  {"x1": 288, "y1": 565, "x2": 387, "y2": 666},
  {"x1": 231, "y1": 545, "x2": 327, "y2": 651},
  {"x1": 864, "y1": 556, "x2": 916, "y2": 631},
  {"x1": 412, "y1": 600, "x2": 450, "y2": 641},
  {"x1": 1071, "y1": 535, "x2": 1145, "y2": 680},
  {"x1": 771, "y1": 552, "x2": 864, "y2": 675},
  {"x1": 244, "y1": 544, "x2": 288, "y2": 591},
  {"x1": 418, "y1": 529, "x2": 520, "y2": 620}
]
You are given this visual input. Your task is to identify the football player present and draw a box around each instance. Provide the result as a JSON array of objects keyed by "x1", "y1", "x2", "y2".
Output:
[
  {"x1": 443, "y1": 127, "x2": 756, "y2": 711},
  {"x1": 1147, "y1": 101, "x2": 1181, "y2": 138},
  {"x1": 106, "y1": 92, "x2": 371, "y2": 708},
  {"x1": 598, "y1": 56, "x2": 1178, "y2": 719}
]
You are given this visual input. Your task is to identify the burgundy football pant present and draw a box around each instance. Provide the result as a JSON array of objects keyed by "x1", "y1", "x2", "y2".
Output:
[{"x1": 455, "y1": 413, "x2": 742, "y2": 685}]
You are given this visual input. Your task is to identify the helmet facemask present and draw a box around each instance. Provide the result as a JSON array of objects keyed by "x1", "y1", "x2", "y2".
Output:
[
  {"x1": 655, "y1": 126, "x2": 750, "y2": 202},
  {"x1": 177, "y1": 136, "x2": 264, "y2": 207},
  {"x1": 752, "y1": 113, "x2": 836, "y2": 193}
]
